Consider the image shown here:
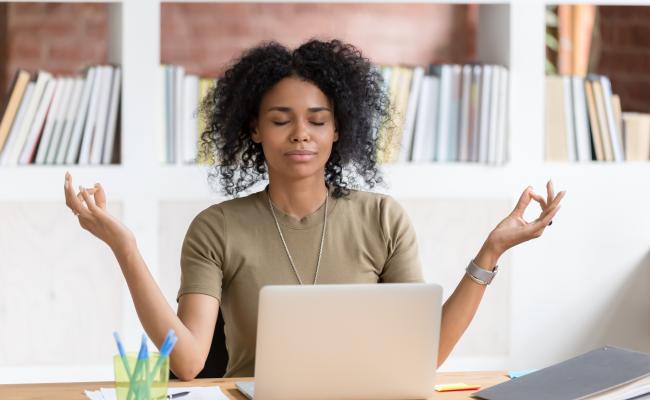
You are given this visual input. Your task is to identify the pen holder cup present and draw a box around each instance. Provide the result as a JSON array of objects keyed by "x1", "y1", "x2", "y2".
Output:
[{"x1": 113, "y1": 352, "x2": 170, "y2": 400}]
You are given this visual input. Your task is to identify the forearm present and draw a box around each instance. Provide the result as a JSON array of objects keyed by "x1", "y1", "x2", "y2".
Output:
[
  {"x1": 113, "y1": 244, "x2": 205, "y2": 380},
  {"x1": 437, "y1": 243, "x2": 500, "y2": 367}
]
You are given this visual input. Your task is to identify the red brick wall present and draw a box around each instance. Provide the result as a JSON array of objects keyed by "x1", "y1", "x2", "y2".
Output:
[
  {"x1": 597, "y1": 6, "x2": 650, "y2": 112},
  {"x1": 1, "y1": 3, "x2": 475, "y2": 96},
  {"x1": 161, "y1": 3, "x2": 477, "y2": 77},
  {"x1": 3, "y1": 3, "x2": 108, "y2": 86},
  {"x1": 0, "y1": 4, "x2": 7, "y2": 110}
]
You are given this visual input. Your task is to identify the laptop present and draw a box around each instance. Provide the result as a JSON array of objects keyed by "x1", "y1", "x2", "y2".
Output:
[{"x1": 235, "y1": 282, "x2": 442, "y2": 400}]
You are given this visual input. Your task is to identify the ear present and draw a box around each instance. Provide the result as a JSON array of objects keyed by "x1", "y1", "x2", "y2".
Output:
[
  {"x1": 333, "y1": 126, "x2": 339, "y2": 142},
  {"x1": 250, "y1": 119, "x2": 261, "y2": 144}
]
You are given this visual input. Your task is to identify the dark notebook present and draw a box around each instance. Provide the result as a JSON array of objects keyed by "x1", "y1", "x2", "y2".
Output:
[{"x1": 472, "y1": 346, "x2": 650, "y2": 400}]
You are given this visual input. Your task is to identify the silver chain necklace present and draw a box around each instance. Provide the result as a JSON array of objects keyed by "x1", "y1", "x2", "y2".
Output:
[{"x1": 266, "y1": 187, "x2": 328, "y2": 285}]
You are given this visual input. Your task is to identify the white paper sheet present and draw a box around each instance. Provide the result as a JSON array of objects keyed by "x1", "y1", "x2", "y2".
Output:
[{"x1": 84, "y1": 386, "x2": 229, "y2": 400}]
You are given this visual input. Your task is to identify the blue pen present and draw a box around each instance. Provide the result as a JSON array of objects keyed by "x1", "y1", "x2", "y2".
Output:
[
  {"x1": 113, "y1": 332, "x2": 132, "y2": 380},
  {"x1": 160, "y1": 329, "x2": 175, "y2": 351}
]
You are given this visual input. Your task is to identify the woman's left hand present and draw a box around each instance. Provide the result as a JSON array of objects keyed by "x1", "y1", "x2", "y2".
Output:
[{"x1": 486, "y1": 180, "x2": 566, "y2": 257}]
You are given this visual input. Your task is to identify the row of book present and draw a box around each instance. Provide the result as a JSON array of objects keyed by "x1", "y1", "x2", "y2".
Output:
[
  {"x1": 158, "y1": 63, "x2": 509, "y2": 166},
  {"x1": 0, "y1": 65, "x2": 121, "y2": 166},
  {"x1": 376, "y1": 63, "x2": 509, "y2": 164},
  {"x1": 159, "y1": 65, "x2": 216, "y2": 165},
  {"x1": 545, "y1": 74, "x2": 650, "y2": 161}
]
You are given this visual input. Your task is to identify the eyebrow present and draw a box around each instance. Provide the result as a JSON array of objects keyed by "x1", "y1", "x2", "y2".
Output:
[{"x1": 265, "y1": 106, "x2": 331, "y2": 113}]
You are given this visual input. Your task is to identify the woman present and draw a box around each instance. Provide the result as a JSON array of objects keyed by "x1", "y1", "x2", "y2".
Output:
[{"x1": 63, "y1": 39, "x2": 565, "y2": 380}]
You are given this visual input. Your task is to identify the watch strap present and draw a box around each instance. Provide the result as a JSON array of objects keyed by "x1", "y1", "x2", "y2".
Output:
[{"x1": 466, "y1": 259, "x2": 498, "y2": 285}]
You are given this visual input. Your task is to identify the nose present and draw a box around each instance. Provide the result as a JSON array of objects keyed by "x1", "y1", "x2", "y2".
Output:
[{"x1": 289, "y1": 120, "x2": 310, "y2": 143}]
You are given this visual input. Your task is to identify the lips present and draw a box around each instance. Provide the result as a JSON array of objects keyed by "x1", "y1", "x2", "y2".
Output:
[
  {"x1": 285, "y1": 149, "x2": 317, "y2": 162},
  {"x1": 285, "y1": 149, "x2": 316, "y2": 155}
]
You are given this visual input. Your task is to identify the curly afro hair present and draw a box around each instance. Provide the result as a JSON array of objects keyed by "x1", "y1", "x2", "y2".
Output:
[{"x1": 198, "y1": 38, "x2": 395, "y2": 198}]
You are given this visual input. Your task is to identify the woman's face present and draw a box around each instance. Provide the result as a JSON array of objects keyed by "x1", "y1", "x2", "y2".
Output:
[{"x1": 251, "y1": 76, "x2": 338, "y2": 181}]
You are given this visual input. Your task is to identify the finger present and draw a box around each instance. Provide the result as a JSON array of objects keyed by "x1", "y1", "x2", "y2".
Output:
[
  {"x1": 79, "y1": 186, "x2": 99, "y2": 213},
  {"x1": 64, "y1": 172, "x2": 84, "y2": 215},
  {"x1": 512, "y1": 186, "x2": 533, "y2": 217},
  {"x1": 535, "y1": 193, "x2": 565, "y2": 225},
  {"x1": 76, "y1": 192, "x2": 88, "y2": 211},
  {"x1": 525, "y1": 205, "x2": 562, "y2": 239},
  {"x1": 536, "y1": 204, "x2": 561, "y2": 229},
  {"x1": 530, "y1": 192, "x2": 547, "y2": 210},
  {"x1": 547, "y1": 190, "x2": 567, "y2": 210},
  {"x1": 546, "y1": 179, "x2": 555, "y2": 207},
  {"x1": 94, "y1": 183, "x2": 107, "y2": 209}
]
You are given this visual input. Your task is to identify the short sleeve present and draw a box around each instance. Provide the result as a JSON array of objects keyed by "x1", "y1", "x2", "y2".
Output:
[
  {"x1": 378, "y1": 196, "x2": 425, "y2": 283},
  {"x1": 176, "y1": 205, "x2": 227, "y2": 303}
]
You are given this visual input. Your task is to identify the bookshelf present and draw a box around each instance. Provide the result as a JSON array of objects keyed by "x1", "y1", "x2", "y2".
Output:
[{"x1": 1, "y1": 0, "x2": 650, "y2": 384}]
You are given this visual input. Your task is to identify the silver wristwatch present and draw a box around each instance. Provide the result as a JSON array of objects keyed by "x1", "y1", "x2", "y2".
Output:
[{"x1": 465, "y1": 259, "x2": 498, "y2": 285}]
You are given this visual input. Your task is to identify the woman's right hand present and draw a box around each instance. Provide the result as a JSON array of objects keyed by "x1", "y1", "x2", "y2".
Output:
[{"x1": 64, "y1": 172, "x2": 136, "y2": 254}]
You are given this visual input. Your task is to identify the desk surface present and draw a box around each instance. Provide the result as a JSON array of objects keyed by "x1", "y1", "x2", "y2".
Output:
[{"x1": 0, "y1": 371, "x2": 509, "y2": 400}]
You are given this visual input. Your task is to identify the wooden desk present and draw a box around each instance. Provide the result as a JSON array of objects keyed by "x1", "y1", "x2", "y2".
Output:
[{"x1": 0, "y1": 371, "x2": 510, "y2": 400}]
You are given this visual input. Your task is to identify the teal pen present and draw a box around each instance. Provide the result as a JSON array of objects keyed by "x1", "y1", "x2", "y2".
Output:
[
  {"x1": 127, "y1": 334, "x2": 148, "y2": 400},
  {"x1": 146, "y1": 333, "x2": 178, "y2": 389},
  {"x1": 143, "y1": 338, "x2": 151, "y2": 386}
]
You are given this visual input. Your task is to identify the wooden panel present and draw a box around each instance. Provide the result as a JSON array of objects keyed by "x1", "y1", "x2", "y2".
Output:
[{"x1": 0, "y1": 372, "x2": 510, "y2": 399}]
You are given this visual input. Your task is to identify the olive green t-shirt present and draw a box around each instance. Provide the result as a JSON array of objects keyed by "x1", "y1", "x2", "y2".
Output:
[{"x1": 176, "y1": 186, "x2": 424, "y2": 377}]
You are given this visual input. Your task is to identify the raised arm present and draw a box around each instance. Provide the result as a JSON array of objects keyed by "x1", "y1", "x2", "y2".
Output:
[
  {"x1": 64, "y1": 172, "x2": 217, "y2": 380},
  {"x1": 437, "y1": 180, "x2": 566, "y2": 366}
]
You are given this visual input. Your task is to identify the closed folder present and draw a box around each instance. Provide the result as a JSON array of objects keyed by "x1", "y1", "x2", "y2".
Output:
[{"x1": 472, "y1": 346, "x2": 650, "y2": 400}]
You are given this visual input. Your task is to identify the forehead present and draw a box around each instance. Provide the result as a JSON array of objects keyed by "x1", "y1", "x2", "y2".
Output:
[{"x1": 260, "y1": 76, "x2": 331, "y2": 111}]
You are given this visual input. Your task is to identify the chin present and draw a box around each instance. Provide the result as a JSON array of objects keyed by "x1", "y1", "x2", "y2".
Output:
[{"x1": 278, "y1": 161, "x2": 326, "y2": 180}]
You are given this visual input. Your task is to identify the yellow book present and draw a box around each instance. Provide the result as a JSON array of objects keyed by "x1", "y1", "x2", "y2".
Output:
[
  {"x1": 196, "y1": 78, "x2": 216, "y2": 165},
  {"x1": 0, "y1": 69, "x2": 31, "y2": 153},
  {"x1": 387, "y1": 66, "x2": 413, "y2": 163}
]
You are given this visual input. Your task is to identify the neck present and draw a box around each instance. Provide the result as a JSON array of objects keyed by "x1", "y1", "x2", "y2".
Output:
[{"x1": 267, "y1": 174, "x2": 329, "y2": 220}]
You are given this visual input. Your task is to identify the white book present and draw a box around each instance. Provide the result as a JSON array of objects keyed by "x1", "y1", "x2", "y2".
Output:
[
  {"x1": 174, "y1": 65, "x2": 185, "y2": 165},
  {"x1": 35, "y1": 78, "x2": 69, "y2": 164},
  {"x1": 447, "y1": 65, "x2": 462, "y2": 162},
  {"x1": 562, "y1": 76, "x2": 577, "y2": 162},
  {"x1": 54, "y1": 77, "x2": 84, "y2": 164},
  {"x1": 599, "y1": 75, "x2": 624, "y2": 162},
  {"x1": 19, "y1": 78, "x2": 56, "y2": 164},
  {"x1": 478, "y1": 65, "x2": 492, "y2": 163},
  {"x1": 0, "y1": 83, "x2": 34, "y2": 165},
  {"x1": 399, "y1": 66, "x2": 424, "y2": 162},
  {"x1": 469, "y1": 65, "x2": 482, "y2": 162},
  {"x1": 495, "y1": 66, "x2": 509, "y2": 164},
  {"x1": 435, "y1": 65, "x2": 452, "y2": 162},
  {"x1": 65, "y1": 67, "x2": 97, "y2": 164},
  {"x1": 183, "y1": 74, "x2": 199, "y2": 164},
  {"x1": 487, "y1": 65, "x2": 501, "y2": 165},
  {"x1": 102, "y1": 67, "x2": 121, "y2": 164},
  {"x1": 411, "y1": 75, "x2": 439, "y2": 162},
  {"x1": 571, "y1": 76, "x2": 591, "y2": 162},
  {"x1": 458, "y1": 65, "x2": 472, "y2": 162},
  {"x1": 90, "y1": 66, "x2": 114, "y2": 164},
  {"x1": 158, "y1": 65, "x2": 167, "y2": 163},
  {"x1": 5, "y1": 70, "x2": 52, "y2": 165},
  {"x1": 44, "y1": 78, "x2": 75, "y2": 164},
  {"x1": 78, "y1": 66, "x2": 105, "y2": 165}
]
